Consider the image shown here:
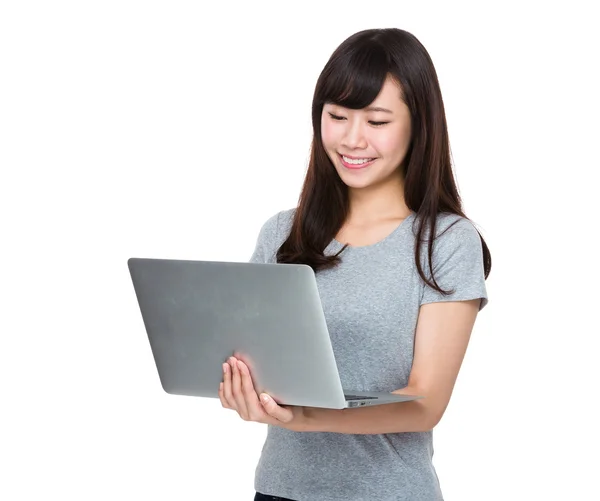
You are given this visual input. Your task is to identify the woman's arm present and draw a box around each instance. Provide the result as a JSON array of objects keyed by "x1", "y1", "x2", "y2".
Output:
[{"x1": 301, "y1": 299, "x2": 481, "y2": 434}]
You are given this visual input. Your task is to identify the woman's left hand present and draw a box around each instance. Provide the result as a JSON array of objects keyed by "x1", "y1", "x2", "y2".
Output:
[{"x1": 219, "y1": 356, "x2": 311, "y2": 432}]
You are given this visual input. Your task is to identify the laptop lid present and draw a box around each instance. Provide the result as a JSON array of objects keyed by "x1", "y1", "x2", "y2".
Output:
[{"x1": 128, "y1": 258, "x2": 348, "y2": 408}]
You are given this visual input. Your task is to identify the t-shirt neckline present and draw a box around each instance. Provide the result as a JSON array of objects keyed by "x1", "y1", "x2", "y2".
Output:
[{"x1": 331, "y1": 212, "x2": 416, "y2": 251}]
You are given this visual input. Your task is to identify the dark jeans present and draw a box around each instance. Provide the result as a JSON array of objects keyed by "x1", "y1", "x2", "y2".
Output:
[{"x1": 254, "y1": 493, "x2": 296, "y2": 501}]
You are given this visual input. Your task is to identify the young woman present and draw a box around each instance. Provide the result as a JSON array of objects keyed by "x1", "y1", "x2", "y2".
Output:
[{"x1": 218, "y1": 28, "x2": 491, "y2": 501}]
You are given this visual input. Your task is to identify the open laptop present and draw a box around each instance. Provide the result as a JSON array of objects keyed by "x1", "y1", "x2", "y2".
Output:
[{"x1": 128, "y1": 258, "x2": 422, "y2": 409}]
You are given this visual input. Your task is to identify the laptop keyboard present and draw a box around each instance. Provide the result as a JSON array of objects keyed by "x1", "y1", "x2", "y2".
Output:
[{"x1": 344, "y1": 395, "x2": 378, "y2": 401}]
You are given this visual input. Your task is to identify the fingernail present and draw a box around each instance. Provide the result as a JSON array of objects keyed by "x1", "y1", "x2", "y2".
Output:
[
  {"x1": 261, "y1": 394, "x2": 269, "y2": 403},
  {"x1": 223, "y1": 363, "x2": 228, "y2": 374}
]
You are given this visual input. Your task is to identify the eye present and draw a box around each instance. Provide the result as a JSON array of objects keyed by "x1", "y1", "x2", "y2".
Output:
[
  {"x1": 328, "y1": 112, "x2": 346, "y2": 121},
  {"x1": 369, "y1": 121, "x2": 390, "y2": 127}
]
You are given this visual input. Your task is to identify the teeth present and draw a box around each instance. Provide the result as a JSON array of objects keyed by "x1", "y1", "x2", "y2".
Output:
[{"x1": 342, "y1": 155, "x2": 374, "y2": 165}]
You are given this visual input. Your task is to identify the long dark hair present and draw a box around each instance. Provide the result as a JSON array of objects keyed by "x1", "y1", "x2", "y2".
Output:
[{"x1": 277, "y1": 28, "x2": 491, "y2": 294}]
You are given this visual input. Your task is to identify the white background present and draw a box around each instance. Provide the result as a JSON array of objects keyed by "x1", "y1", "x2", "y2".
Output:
[{"x1": 1, "y1": 1, "x2": 599, "y2": 500}]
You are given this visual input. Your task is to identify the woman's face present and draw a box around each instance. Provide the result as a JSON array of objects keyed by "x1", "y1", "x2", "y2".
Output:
[{"x1": 321, "y1": 76, "x2": 412, "y2": 191}]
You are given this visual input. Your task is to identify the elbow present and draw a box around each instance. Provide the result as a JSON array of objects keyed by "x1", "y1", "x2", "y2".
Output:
[
  {"x1": 414, "y1": 412, "x2": 442, "y2": 433},
  {"x1": 393, "y1": 386, "x2": 448, "y2": 432},
  {"x1": 423, "y1": 411, "x2": 443, "y2": 432},
  {"x1": 423, "y1": 403, "x2": 448, "y2": 431},
  {"x1": 412, "y1": 412, "x2": 438, "y2": 433},
  {"x1": 412, "y1": 401, "x2": 447, "y2": 432}
]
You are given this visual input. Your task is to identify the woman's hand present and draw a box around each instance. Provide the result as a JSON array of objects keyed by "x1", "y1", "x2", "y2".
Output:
[{"x1": 218, "y1": 356, "x2": 311, "y2": 432}]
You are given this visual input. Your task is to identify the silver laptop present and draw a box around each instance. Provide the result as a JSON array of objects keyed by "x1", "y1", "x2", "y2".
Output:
[{"x1": 128, "y1": 258, "x2": 422, "y2": 409}]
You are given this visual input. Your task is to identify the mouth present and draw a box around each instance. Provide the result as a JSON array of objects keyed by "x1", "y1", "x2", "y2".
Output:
[{"x1": 338, "y1": 153, "x2": 377, "y2": 170}]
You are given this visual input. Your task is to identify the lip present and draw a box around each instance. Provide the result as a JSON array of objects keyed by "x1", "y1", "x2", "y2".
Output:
[{"x1": 338, "y1": 153, "x2": 377, "y2": 170}]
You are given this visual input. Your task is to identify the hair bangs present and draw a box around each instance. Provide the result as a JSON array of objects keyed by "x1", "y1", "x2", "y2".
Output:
[{"x1": 318, "y1": 44, "x2": 389, "y2": 110}]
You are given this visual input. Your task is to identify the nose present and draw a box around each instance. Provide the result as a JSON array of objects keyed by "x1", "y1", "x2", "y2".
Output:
[{"x1": 341, "y1": 120, "x2": 368, "y2": 150}]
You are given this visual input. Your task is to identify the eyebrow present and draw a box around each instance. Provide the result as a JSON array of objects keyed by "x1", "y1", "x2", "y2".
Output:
[
  {"x1": 365, "y1": 106, "x2": 393, "y2": 113},
  {"x1": 325, "y1": 103, "x2": 394, "y2": 114}
]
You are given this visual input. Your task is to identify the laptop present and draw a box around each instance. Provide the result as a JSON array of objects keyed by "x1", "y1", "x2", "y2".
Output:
[{"x1": 128, "y1": 258, "x2": 422, "y2": 409}]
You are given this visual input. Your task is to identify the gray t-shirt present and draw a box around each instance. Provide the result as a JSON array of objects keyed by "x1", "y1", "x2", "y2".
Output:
[{"x1": 250, "y1": 208, "x2": 488, "y2": 501}]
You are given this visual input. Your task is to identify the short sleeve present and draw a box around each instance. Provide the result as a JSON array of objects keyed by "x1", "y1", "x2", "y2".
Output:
[
  {"x1": 249, "y1": 212, "x2": 281, "y2": 264},
  {"x1": 420, "y1": 217, "x2": 489, "y2": 311}
]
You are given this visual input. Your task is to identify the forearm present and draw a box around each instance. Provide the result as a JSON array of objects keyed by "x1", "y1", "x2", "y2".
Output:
[{"x1": 303, "y1": 387, "x2": 440, "y2": 434}]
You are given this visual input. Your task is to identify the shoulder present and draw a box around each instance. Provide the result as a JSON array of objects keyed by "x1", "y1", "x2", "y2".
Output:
[
  {"x1": 414, "y1": 212, "x2": 481, "y2": 246},
  {"x1": 252, "y1": 208, "x2": 296, "y2": 260},
  {"x1": 413, "y1": 212, "x2": 484, "y2": 271},
  {"x1": 257, "y1": 208, "x2": 295, "y2": 240},
  {"x1": 434, "y1": 212, "x2": 479, "y2": 237},
  {"x1": 276, "y1": 207, "x2": 296, "y2": 234},
  {"x1": 417, "y1": 212, "x2": 488, "y2": 308},
  {"x1": 437, "y1": 213, "x2": 482, "y2": 252}
]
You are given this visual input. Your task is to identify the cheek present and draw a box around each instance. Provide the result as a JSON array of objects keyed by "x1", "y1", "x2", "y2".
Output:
[
  {"x1": 373, "y1": 127, "x2": 411, "y2": 156},
  {"x1": 320, "y1": 120, "x2": 338, "y2": 149}
]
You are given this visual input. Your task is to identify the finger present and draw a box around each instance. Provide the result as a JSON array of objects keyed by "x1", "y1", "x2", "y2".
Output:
[
  {"x1": 218, "y1": 381, "x2": 232, "y2": 409},
  {"x1": 259, "y1": 393, "x2": 294, "y2": 424},
  {"x1": 237, "y1": 360, "x2": 267, "y2": 422},
  {"x1": 222, "y1": 362, "x2": 236, "y2": 410},
  {"x1": 230, "y1": 357, "x2": 249, "y2": 419}
]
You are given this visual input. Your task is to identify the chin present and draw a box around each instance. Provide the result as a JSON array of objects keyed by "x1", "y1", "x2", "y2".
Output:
[
  {"x1": 336, "y1": 171, "x2": 376, "y2": 190},
  {"x1": 336, "y1": 162, "x2": 403, "y2": 190}
]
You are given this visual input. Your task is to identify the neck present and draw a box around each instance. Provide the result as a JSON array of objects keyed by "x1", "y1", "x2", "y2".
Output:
[{"x1": 347, "y1": 174, "x2": 410, "y2": 224}]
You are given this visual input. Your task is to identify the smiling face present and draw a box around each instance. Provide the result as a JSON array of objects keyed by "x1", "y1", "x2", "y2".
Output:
[{"x1": 321, "y1": 76, "x2": 412, "y2": 191}]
